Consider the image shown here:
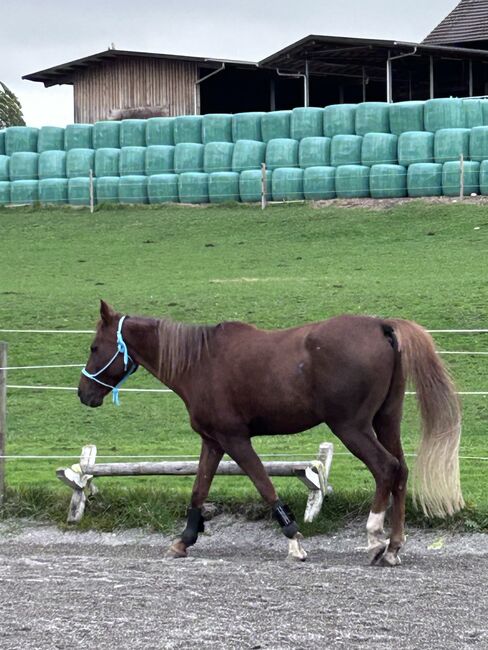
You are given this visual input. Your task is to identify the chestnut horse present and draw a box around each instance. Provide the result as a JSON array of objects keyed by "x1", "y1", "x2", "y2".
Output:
[{"x1": 78, "y1": 301, "x2": 464, "y2": 566}]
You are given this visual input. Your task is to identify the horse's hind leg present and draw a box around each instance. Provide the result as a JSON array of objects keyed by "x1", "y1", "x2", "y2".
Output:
[
  {"x1": 373, "y1": 410, "x2": 408, "y2": 567},
  {"x1": 217, "y1": 434, "x2": 307, "y2": 561},
  {"x1": 329, "y1": 421, "x2": 400, "y2": 566},
  {"x1": 167, "y1": 436, "x2": 224, "y2": 558}
]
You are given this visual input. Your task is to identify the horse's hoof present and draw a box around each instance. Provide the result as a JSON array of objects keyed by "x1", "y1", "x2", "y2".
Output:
[
  {"x1": 368, "y1": 542, "x2": 388, "y2": 566},
  {"x1": 287, "y1": 533, "x2": 308, "y2": 562},
  {"x1": 165, "y1": 542, "x2": 188, "y2": 559},
  {"x1": 380, "y1": 551, "x2": 402, "y2": 567}
]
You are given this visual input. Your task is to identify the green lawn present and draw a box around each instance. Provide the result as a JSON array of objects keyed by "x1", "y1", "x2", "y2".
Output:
[{"x1": 0, "y1": 201, "x2": 487, "y2": 532}]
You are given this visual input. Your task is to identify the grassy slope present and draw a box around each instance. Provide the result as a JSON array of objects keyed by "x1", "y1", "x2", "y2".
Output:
[{"x1": 0, "y1": 201, "x2": 487, "y2": 531}]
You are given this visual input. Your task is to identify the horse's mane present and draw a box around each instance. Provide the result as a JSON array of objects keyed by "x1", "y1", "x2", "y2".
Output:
[{"x1": 157, "y1": 319, "x2": 213, "y2": 382}]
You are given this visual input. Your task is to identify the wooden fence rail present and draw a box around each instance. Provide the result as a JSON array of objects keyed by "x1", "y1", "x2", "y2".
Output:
[{"x1": 57, "y1": 442, "x2": 334, "y2": 524}]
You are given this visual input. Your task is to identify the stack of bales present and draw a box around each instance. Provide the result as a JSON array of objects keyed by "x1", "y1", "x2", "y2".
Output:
[{"x1": 3, "y1": 97, "x2": 488, "y2": 207}]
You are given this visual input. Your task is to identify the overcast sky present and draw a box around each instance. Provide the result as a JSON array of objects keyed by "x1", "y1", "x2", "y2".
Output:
[{"x1": 2, "y1": 0, "x2": 460, "y2": 127}]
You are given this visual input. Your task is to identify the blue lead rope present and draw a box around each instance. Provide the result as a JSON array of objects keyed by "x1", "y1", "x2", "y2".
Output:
[{"x1": 82, "y1": 315, "x2": 138, "y2": 405}]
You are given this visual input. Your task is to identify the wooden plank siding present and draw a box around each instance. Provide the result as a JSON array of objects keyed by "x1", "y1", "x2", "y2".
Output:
[{"x1": 73, "y1": 56, "x2": 200, "y2": 123}]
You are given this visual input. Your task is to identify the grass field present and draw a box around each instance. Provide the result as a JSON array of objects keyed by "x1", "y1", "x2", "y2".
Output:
[{"x1": 0, "y1": 200, "x2": 487, "y2": 533}]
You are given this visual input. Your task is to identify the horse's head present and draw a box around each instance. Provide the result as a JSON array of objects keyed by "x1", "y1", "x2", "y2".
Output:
[{"x1": 78, "y1": 300, "x2": 135, "y2": 407}]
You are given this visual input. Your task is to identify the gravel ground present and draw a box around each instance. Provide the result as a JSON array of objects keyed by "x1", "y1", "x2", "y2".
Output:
[{"x1": 0, "y1": 516, "x2": 487, "y2": 650}]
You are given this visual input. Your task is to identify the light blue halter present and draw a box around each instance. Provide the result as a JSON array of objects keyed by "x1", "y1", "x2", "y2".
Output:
[{"x1": 82, "y1": 316, "x2": 138, "y2": 405}]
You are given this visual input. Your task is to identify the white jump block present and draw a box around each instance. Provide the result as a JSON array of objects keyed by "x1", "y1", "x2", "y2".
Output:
[{"x1": 57, "y1": 442, "x2": 334, "y2": 524}]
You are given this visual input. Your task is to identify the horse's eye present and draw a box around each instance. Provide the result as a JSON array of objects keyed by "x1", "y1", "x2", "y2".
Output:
[{"x1": 90, "y1": 345, "x2": 98, "y2": 353}]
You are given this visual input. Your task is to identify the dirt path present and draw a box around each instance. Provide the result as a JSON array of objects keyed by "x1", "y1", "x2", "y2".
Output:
[{"x1": 0, "y1": 516, "x2": 487, "y2": 650}]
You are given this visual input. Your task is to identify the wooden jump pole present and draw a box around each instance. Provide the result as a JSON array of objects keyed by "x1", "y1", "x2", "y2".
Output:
[{"x1": 0, "y1": 342, "x2": 7, "y2": 507}]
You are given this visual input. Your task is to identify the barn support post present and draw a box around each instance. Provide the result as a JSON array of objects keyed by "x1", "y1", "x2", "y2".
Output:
[
  {"x1": 430, "y1": 56, "x2": 435, "y2": 98},
  {"x1": 469, "y1": 60, "x2": 473, "y2": 97},
  {"x1": 304, "y1": 60, "x2": 310, "y2": 107},
  {"x1": 386, "y1": 48, "x2": 417, "y2": 103},
  {"x1": 0, "y1": 342, "x2": 7, "y2": 507}
]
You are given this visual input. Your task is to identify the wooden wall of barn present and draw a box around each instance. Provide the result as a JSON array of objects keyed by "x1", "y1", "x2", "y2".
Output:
[{"x1": 72, "y1": 57, "x2": 200, "y2": 123}]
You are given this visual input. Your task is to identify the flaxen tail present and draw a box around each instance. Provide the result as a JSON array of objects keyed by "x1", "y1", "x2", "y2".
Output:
[{"x1": 389, "y1": 319, "x2": 464, "y2": 518}]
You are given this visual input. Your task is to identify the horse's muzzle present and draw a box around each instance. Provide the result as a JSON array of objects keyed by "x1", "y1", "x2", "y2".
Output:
[{"x1": 77, "y1": 386, "x2": 104, "y2": 408}]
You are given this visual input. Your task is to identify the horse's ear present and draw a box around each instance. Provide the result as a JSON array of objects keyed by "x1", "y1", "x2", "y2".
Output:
[{"x1": 100, "y1": 300, "x2": 115, "y2": 324}]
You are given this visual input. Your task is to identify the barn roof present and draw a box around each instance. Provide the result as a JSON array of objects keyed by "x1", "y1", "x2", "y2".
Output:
[
  {"x1": 23, "y1": 49, "x2": 259, "y2": 87},
  {"x1": 423, "y1": 0, "x2": 488, "y2": 44},
  {"x1": 259, "y1": 34, "x2": 488, "y2": 78}
]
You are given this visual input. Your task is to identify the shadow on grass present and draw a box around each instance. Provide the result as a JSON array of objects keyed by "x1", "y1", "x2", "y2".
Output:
[{"x1": 1, "y1": 485, "x2": 487, "y2": 534}]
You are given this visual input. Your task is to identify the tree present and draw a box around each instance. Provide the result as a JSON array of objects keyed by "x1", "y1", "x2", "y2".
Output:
[{"x1": 0, "y1": 82, "x2": 25, "y2": 128}]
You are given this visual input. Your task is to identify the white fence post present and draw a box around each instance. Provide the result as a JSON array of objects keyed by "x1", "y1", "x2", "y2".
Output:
[
  {"x1": 460, "y1": 153, "x2": 465, "y2": 200},
  {"x1": 0, "y1": 342, "x2": 7, "y2": 507},
  {"x1": 261, "y1": 162, "x2": 267, "y2": 211}
]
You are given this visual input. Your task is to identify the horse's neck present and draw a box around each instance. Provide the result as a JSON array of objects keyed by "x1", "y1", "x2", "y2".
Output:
[
  {"x1": 123, "y1": 316, "x2": 209, "y2": 391},
  {"x1": 123, "y1": 316, "x2": 166, "y2": 383}
]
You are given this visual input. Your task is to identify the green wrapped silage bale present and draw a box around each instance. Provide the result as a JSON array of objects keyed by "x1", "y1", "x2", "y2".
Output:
[
  {"x1": 299, "y1": 137, "x2": 331, "y2": 168},
  {"x1": 96, "y1": 177, "x2": 120, "y2": 204},
  {"x1": 479, "y1": 160, "x2": 488, "y2": 194},
  {"x1": 92, "y1": 121, "x2": 119, "y2": 149},
  {"x1": 323, "y1": 104, "x2": 357, "y2": 137},
  {"x1": 0, "y1": 181, "x2": 10, "y2": 204},
  {"x1": 11, "y1": 180, "x2": 38, "y2": 205},
  {"x1": 66, "y1": 148, "x2": 95, "y2": 178},
  {"x1": 398, "y1": 132, "x2": 434, "y2": 167},
  {"x1": 442, "y1": 161, "x2": 480, "y2": 197},
  {"x1": 481, "y1": 101, "x2": 488, "y2": 126},
  {"x1": 355, "y1": 102, "x2": 390, "y2": 136},
  {"x1": 369, "y1": 164, "x2": 407, "y2": 198},
  {"x1": 65, "y1": 124, "x2": 93, "y2": 150},
  {"x1": 424, "y1": 98, "x2": 464, "y2": 132},
  {"x1": 271, "y1": 168, "x2": 304, "y2": 201},
  {"x1": 261, "y1": 111, "x2": 291, "y2": 142},
  {"x1": 38, "y1": 150, "x2": 66, "y2": 180},
  {"x1": 178, "y1": 172, "x2": 209, "y2": 203},
  {"x1": 174, "y1": 143, "x2": 204, "y2": 174},
  {"x1": 239, "y1": 169, "x2": 271, "y2": 202},
  {"x1": 389, "y1": 101, "x2": 424, "y2": 136},
  {"x1": 232, "y1": 112, "x2": 265, "y2": 142},
  {"x1": 265, "y1": 138, "x2": 299, "y2": 171},
  {"x1": 202, "y1": 114, "x2": 232, "y2": 144},
  {"x1": 361, "y1": 133, "x2": 398, "y2": 166},
  {"x1": 9, "y1": 152, "x2": 39, "y2": 181},
  {"x1": 37, "y1": 126, "x2": 65, "y2": 153},
  {"x1": 145, "y1": 145, "x2": 175, "y2": 175},
  {"x1": 463, "y1": 100, "x2": 483, "y2": 128},
  {"x1": 335, "y1": 165, "x2": 370, "y2": 198},
  {"x1": 5, "y1": 127, "x2": 38, "y2": 155},
  {"x1": 119, "y1": 175, "x2": 148, "y2": 204},
  {"x1": 146, "y1": 117, "x2": 175, "y2": 146},
  {"x1": 95, "y1": 148, "x2": 120, "y2": 178},
  {"x1": 290, "y1": 107, "x2": 323, "y2": 140},
  {"x1": 0, "y1": 155, "x2": 9, "y2": 182},
  {"x1": 0, "y1": 131, "x2": 5, "y2": 155},
  {"x1": 232, "y1": 140, "x2": 266, "y2": 173},
  {"x1": 303, "y1": 166, "x2": 335, "y2": 200},
  {"x1": 203, "y1": 142, "x2": 234, "y2": 173},
  {"x1": 68, "y1": 177, "x2": 93, "y2": 206},
  {"x1": 147, "y1": 174, "x2": 179, "y2": 204},
  {"x1": 469, "y1": 126, "x2": 488, "y2": 162},
  {"x1": 434, "y1": 128, "x2": 470, "y2": 163},
  {"x1": 119, "y1": 147, "x2": 146, "y2": 176},
  {"x1": 331, "y1": 135, "x2": 363, "y2": 167},
  {"x1": 39, "y1": 178, "x2": 68, "y2": 205},
  {"x1": 120, "y1": 119, "x2": 146, "y2": 147},
  {"x1": 174, "y1": 116, "x2": 203, "y2": 144},
  {"x1": 407, "y1": 163, "x2": 442, "y2": 197},
  {"x1": 208, "y1": 171, "x2": 240, "y2": 203}
]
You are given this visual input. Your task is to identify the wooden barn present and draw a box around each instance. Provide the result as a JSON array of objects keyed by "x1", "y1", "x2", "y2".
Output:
[{"x1": 23, "y1": 0, "x2": 488, "y2": 123}]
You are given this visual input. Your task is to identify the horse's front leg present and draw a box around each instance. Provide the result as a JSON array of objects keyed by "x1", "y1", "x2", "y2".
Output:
[
  {"x1": 166, "y1": 436, "x2": 224, "y2": 558},
  {"x1": 218, "y1": 434, "x2": 307, "y2": 561}
]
